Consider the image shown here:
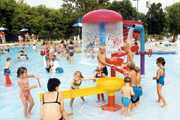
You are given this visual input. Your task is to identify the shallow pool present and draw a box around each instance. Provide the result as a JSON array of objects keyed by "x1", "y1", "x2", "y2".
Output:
[{"x1": 0, "y1": 46, "x2": 180, "y2": 120}]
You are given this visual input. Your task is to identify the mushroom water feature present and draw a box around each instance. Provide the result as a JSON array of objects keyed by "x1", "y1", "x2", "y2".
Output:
[{"x1": 82, "y1": 9, "x2": 124, "y2": 59}]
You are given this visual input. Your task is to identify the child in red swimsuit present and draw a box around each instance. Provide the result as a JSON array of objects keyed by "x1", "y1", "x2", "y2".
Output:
[
  {"x1": 17, "y1": 67, "x2": 41, "y2": 118},
  {"x1": 4, "y1": 57, "x2": 12, "y2": 86}
]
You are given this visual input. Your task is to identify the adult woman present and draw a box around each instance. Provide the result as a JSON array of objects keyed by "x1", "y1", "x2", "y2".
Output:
[{"x1": 40, "y1": 78, "x2": 69, "y2": 120}]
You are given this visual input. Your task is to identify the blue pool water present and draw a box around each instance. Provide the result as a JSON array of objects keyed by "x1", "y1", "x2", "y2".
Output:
[{"x1": 0, "y1": 46, "x2": 180, "y2": 120}]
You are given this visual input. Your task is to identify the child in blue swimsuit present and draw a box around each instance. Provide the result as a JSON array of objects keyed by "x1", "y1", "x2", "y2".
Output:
[
  {"x1": 153, "y1": 57, "x2": 166, "y2": 107},
  {"x1": 121, "y1": 77, "x2": 134, "y2": 116}
]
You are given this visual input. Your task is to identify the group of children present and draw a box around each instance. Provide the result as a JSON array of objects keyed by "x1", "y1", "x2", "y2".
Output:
[
  {"x1": 2, "y1": 40, "x2": 167, "y2": 119},
  {"x1": 40, "y1": 40, "x2": 82, "y2": 73}
]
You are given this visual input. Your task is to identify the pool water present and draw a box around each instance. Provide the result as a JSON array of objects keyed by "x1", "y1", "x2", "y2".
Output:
[{"x1": 0, "y1": 46, "x2": 180, "y2": 120}]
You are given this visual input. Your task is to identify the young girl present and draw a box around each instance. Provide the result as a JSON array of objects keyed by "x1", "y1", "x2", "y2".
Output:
[
  {"x1": 94, "y1": 67, "x2": 105, "y2": 103},
  {"x1": 70, "y1": 71, "x2": 95, "y2": 110},
  {"x1": 17, "y1": 67, "x2": 41, "y2": 118},
  {"x1": 121, "y1": 77, "x2": 134, "y2": 116},
  {"x1": 4, "y1": 57, "x2": 12, "y2": 86},
  {"x1": 153, "y1": 57, "x2": 166, "y2": 107},
  {"x1": 70, "y1": 71, "x2": 85, "y2": 109}
]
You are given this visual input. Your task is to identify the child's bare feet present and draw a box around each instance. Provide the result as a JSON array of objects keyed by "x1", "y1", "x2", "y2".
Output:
[
  {"x1": 25, "y1": 114, "x2": 31, "y2": 119},
  {"x1": 160, "y1": 101, "x2": 166, "y2": 108},
  {"x1": 156, "y1": 99, "x2": 160, "y2": 103}
]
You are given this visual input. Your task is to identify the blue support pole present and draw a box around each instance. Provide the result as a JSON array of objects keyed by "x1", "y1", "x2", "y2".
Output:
[
  {"x1": 133, "y1": 25, "x2": 145, "y2": 75},
  {"x1": 99, "y1": 23, "x2": 106, "y2": 45},
  {"x1": 140, "y1": 27, "x2": 145, "y2": 75}
]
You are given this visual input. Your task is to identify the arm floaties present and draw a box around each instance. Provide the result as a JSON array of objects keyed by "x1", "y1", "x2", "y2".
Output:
[
  {"x1": 131, "y1": 44, "x2": 139, "y2": 53},
  {"x1": 106, "y1": 58, "x2": 124, "y2": 66},
  {"x1": 111, "y1": 51, "x2": 127, "y2": 57}
]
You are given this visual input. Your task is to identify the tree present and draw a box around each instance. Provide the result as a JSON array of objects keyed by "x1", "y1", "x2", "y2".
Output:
[
  {"x1": 166, "y1": 2, "x2": 180, "y2": 42},
  {"x1": 145, "y1": 3, "x2": 166, "y2": 34},
  {"x1": 62, "y1": 0, "x2": 109, "y2": 37},
  {"x1": 11, "y1": 3, "x2": 32, "y2": 33},
  {"x1": 0, "y1": 0, "x2": 16, "y2": 30},
  {"x1": 108, "y1": 0, "x2": 138, "y2": 20}
]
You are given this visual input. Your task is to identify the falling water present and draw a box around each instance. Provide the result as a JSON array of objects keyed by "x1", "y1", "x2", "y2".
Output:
[{"x1": 127, "y1": 27, "x2": 134, "y2": 45}]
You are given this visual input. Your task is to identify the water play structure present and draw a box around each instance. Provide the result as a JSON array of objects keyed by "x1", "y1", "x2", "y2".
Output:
[
  {"x1": 82, "y1": 9, "x2": 148, "y2": 75},
  {"x1": 40, "y1": 9, "x2": 148, "y2": 112}
]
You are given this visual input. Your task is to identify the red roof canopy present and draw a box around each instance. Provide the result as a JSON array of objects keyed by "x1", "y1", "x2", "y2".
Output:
[
  {"x1": 82, "y1": 9, "x2": 123, "y2": 24},
  {"x1": 123, "y1": 20, "x2": 143, "y2": 26}
]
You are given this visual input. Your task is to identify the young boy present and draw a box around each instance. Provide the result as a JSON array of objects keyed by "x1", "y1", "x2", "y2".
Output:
[
  {"x1": 131, "y1": 66, "x2": 142, "y2": 109},
  {"x1": 121, "y1": 77, "x2": 134, "y2": 116},
  {"x1": 153, "y1": 57, "x2": 166, "y2": 107},
  {"x1": 95, "y1": 67, "x2": 105, "y2": 103},
  {"x1": 4, "y1": 57, "x2": 12, "y2": 86}
]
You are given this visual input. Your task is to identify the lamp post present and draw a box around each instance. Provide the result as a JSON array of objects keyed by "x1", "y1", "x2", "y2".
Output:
[{"x1": 133, "y1": 0, "x2": 139, "y2": 12}]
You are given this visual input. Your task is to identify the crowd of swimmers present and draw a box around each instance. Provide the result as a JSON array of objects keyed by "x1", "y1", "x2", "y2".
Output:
[{"x1": 2, "y1": 38, "x2": 167, "y2": 119}]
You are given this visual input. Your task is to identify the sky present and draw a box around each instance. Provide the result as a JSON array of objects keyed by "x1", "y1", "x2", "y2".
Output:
[{"x1": 24, "y1": 0, "x2": 179, "y2": 13}]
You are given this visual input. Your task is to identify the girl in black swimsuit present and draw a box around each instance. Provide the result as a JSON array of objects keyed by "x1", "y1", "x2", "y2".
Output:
[
  {"x1": 42, "y1": 92, "x2": 63, "y2": 120},
  {"x1": 70, "y1": 71, "x2": 96, "y2": 110},
  {"x1": 41, "y1": 78, "x2": 69, "y2": 120},
  {"x1": 70, "y1": 71, "x2": 85, "y2": 109}
]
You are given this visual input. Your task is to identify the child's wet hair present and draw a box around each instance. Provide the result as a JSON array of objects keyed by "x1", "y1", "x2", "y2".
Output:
[
  {"x1": 95, "y1": 67, "x2": 102, "y2": 72},
  {"x1": 47, "y1": 78, "x2": 61, "y2": 92},
  {"x1": 127, "y1": 62, "x2": 136, "y2": 70},
  {"x1": 135, "y1": 66, "x2": 140, "y2": 73},
  {"x1": 156, "y1": 57, "x2": 166, "y2": 66},
  {"x1": 74, "y1": 71, "x2": 84, "y2": 78},
  {"x1": 17, "y1": 67, "x2": 27, "y2": 78},
  {"x1": 69, "y1": 41, "x2": 74, "y2": 44},
  {"x1": 6, "y1": 57, "x2": 11, "y2": 61},
  {"x1": 124, "y1": 77, "x2": 131, "y2": 83}
]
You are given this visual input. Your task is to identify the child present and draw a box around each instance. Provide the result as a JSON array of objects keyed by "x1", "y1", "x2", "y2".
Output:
[
  {"x1": 124, "y1": 44, "x2": 134, "y2": 63},
  {"x1": 153, "y1": 57, "x2": 166, "y2": 107},
  {"x1": 70, "y1": 71, "x2": 95, "y2": 110},
  {"x1": 131, "y1": 66, "x2": 142, "y2": 109},
  {"x1": 67, "y1": 41, "x2": 75, "y2": 64},
  {"x1": 17, "y1": 67, "x2": 41, "y2": 118},
  {"x1": 95, "y1": 67, "x2": 105, "y2": 103},
  {"x1": 45, "y1": 58, "x2": 54, "y2": 73},
  {"x1": 121, "y1": 77, "x2": 134, "y2": 116},
  {"x1": 70, "y1": 71, "x2": 85, "y2": 110},
  {"x1": 4, "y1": 57, "x2": 12, "y2": 86}
]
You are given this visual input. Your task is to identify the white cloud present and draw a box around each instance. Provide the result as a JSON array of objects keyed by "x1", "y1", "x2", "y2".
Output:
[
  {"x1": 130, "y1": 0, "x2": 179, "y2": 13},
  {"x1": 25, "y1": 0, "x2": 63, "y2": 9},
  {"x1": 25, "y1": 0, "x2": 179, "y2": 13}
]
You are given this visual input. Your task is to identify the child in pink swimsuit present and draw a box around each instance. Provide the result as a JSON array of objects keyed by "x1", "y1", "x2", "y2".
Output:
[{"x1": 17, "y1": 67, "x2": 41, "y2": 118}]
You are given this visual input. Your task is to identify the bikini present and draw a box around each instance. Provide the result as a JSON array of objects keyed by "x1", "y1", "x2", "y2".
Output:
[
  {"x1": 71, "y1": 80, "x2": 82, "y2": 89},
  {"x1": 42, "y1": 92, "x2": 63, "y2": 120},
  {"x1": 4, "y1": 68, "x2": 11, "y2": 76}
]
